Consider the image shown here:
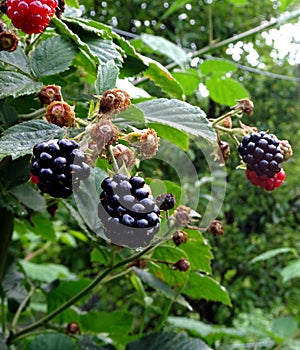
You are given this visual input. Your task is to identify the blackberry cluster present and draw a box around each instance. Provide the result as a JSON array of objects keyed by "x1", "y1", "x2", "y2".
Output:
[
  {"x1": 238, "y1": 131, "x2": 284, "y2": 178},
  {"x1": 98, "y1": 174, "x2": 161, "y2": 248},
  {"x1": 30, "y1": 139, "x2": 90, "y2": 198}
]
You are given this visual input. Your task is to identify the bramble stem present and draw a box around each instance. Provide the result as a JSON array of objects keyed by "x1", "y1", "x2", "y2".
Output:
[{"x1": 0, "y1": 208, "x2": 14, "y2": 285}]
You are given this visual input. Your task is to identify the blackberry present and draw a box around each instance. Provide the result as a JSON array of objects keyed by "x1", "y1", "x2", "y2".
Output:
[
  {"x1": 238, "y1": 131, "x2": 284, "y2": 177},
  {"x1": 98, "y1": 174, "x2": 160, "y2": 248},
  {"x1": 30, "y1": 139, "x2": 90, "y2": 198}
]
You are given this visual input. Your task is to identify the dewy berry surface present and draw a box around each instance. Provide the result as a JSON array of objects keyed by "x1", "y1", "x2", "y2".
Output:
[
  {"x1": 98, "y1": 174, "x2": 161, "y2": 248},
  {"x1": 6, "y1": 0, "x2": 58, "y2": 34},
  {"x1": 30, "y1": 139, "x2": 90, "y2": 198},
  {"x1": 246, "y1": 168, "x2": 286, "y2": 191},
  {"x1": 238, "y1": 131, "x2": 284, "y2": 178}
]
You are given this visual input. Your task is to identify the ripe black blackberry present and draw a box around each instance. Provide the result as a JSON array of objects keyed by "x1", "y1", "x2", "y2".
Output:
[
  {"x1": 98, "y1": 174, "x2": 161, "y2": 248},
  {"x1": 238, "y1": 131, "x2": 284, "y2": 177},
  {"x1": 30, "y1": 139, "x2": 90, "y2": 198}
]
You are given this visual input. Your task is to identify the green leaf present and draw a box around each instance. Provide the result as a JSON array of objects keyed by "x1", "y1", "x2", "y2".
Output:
[
  {"x1": 250, "y1": 247, "x2": 296, "y2": 264},
  {"x1": 9, "y1": 183, "x2": 46, "y2": 212},
  {"x1": 2, "y1": 263, "x2": 28, "y2": 314},
  {"x1": 80, "y1": 311, "x2": 134, "y2": 335},
  {"x1": 85, "y1": 37, "x2": 123, "y2": 65},
  {"x1": 229, "y1": 0, "x2": 247, "y2": 3},
  {"x1": 172, "y1": 69, "x2": 201, "y2": 96},
  {"x1": 272, "y1": 316, "x2": 298, "y2": 340},
  {"x1": 142, "y1": 57, "x2": 184, "y2": 99},
  {"x1": 20, "y1": 260, "x2": 76, "y2": 282},
  {"x1": 280, "y1": 0, "x2": 294, "y2": 11},
  {"x1": 21, "y1": 213, "x2": 56, "y2": 241},
  {"x1": 28, "y1": 333, "x2": 76, "y2": 350},
  {"x1": 179, "y1": 230, "x2": 213, "y2": 274},
  {"x1": 161, "y1": 0, "x2": 192, "y2": 20},
  {"x1": 0, "y1": 120, "x2": 67, "y2": 161},
  {"x1": 0, "y1": 47, "x2": 31, "y2": 75},
  {"x1": 205, "y1": 77, "x2": 249, "y2": 106},
  {"x1": 280, "y1": 260, "x2": 300, "y2": 282},
  {"x1": 140, "y1": 33, "x2": 189, "y2": 68},
  {"x1": 91, "y1": 247, "x2": 111, "y2": 266},
  {"x1": 132, "y1": 267, "x2": 177, "y2": 299},
  {"x1": 150, "y1": 246, "x2": 189, "y2": 288},
  {"x1": 0, "y1": 71, "x2": 42, "y2": 99},
  {"x1": 184, "y1": 272, "x2": 231, "y2": 306},
  {"x1": 31, "y1": 36, "x2": 78, "y2": 78},
  {"x1": 200, "y1": 58, "x2": 237, "y2": 75},
  {"x1": 167, "y1": 317, "x2": 246, "y2": 340},
  {"x1": 0, "y1": 100, "x2": 18, "y2": 128},
  {"x1": 126, "y1": 331, "x2": 212, "y2": 350},
  {"x1": 47, "y1": 279, "x2": 91, "y2": 317},
  {"x1": 51, "y1": 17, "x2": 99, "y2": 67},
  {"x1": 0, "y1": 156, "x2": 31, "y2": 189},
  {"x1": 148, "y1": 122, "x2": 189, "y2": 150},
  {"x1": 73, "y1": 167, "x2": 106, "y2": 238},
  {"x1": 95, "y1": 60, "x2": 119, "y2": 94},
  {"x1": 66, "y1": 0, "x2": 79, "y2": 8},
  {"x1": 136, "y1": 98, "x2": 215, "y2": 141},
  {"x1": 114, "y1": 105, "x2": 145, "y2": 126}
]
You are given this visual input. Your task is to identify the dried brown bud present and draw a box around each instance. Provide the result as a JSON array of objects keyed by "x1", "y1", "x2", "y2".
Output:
[
  {"x1": 0, "y1": 31, "x2": 18, "y2": 52},
  {"x1": 156, "y1": 193, "x2": 176, "y2": 211},
  {"x1": 217, "y1": 138, "x2": 230, "y2": 164},
  {"x1": 172, "y1": 230, "x2": 188, "y2": 246},
  {"x1": 45, "y1": 101, "x2": 75, "y2": 127},
  {"x1": 207, "y1": 220, "x2": 224, "y2": 236},
  {"x1": 173, "y1": 205, "x2": 191, "y2": 227},
  {"x1": 66, "y1": 322, "x2": 80, "y2": 335},
  {"x1": 279, "y1": 140, "x2": 293, "y2": 161},
  {"x1": 90, "y1": 119, "x2": 119, "y2": 155},
  {"x1": 38, "y1": 85, "x2": 62, "y2": 105},
  {"x1": 138, "y1": 128, "x2": 159, "y2": 159},
  {"x1": 127, "y1": 259, "x2": 147, "y2": 269},
  {"x1": 99, "y1": 89, "x2": 131, "y2": 115},
  {"x1": 218, "y1": 116, "x2": 232, "y2": 129},
  {"x1": 234, "y1": 98, "x2": 254, "y2": 115},
  {"x1": 55, "y1": 0, "x2": 65, "y2": 17},
  {"x1": 173, "y1": 258, "x2": 190, "y2": 272},
  {"x1": 112, "y1": 144, "x2": 136, "y2": 169}
]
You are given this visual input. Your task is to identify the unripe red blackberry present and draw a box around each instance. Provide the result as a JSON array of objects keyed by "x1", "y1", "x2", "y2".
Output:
[
  {"x1": 246, "y1": 168, "x2": 286, "y2": 191},
  {"x1": 6, "y1": 0, "x2": 58, "y2": 34},
  {"x1": 30, "y1": 139, "x2": 90, "y2": 198},
  {"x1": 238, "y1": 131, "x2": 284, "y2": 177},
  {"x1": 98, "y1": 174, "x2": 160, "y2": 248}
]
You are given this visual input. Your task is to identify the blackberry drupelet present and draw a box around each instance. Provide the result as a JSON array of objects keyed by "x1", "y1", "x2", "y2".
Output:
[
  {"x1": 30, "y1": 139, "x2": 90, "y2": 198},
  {"x1": 98, "y1": 174, "x2": 160, "y2": 248},
  {"x1": 238, "y1": 131, "x2": 284, "y2": 177}
]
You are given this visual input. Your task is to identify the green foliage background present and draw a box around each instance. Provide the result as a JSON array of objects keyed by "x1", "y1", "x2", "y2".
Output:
[{"x1": 0, "y1": 0, "x2": 300, "y2": 349}]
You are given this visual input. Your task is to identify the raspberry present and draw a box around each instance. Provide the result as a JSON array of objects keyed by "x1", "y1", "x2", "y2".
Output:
[
  {"x1": 238, "y1": 131, "x2": 284, "y2": 177},
  {"x1": 6, "y1": 0, "x2": 58, "y2": 34},
  {"x1": 30, "y1": 139, "x2": 90, "y2": 198},
  {"x1": 98, "y1": 174, "x2": 161, "y2": 248},
  {"x1": 246, "y1": 168, "x2": 286, "y2": 191}
]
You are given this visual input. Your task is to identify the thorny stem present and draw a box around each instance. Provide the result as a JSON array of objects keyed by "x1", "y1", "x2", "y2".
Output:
[
  {"x1": 0, "y1": 208, "x2": 14, "y2": 286},
  {"x1": 108, "y1": 144, "x2": 120, "y2": 173}
]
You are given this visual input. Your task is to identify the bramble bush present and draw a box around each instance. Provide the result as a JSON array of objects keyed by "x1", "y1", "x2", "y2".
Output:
[{"x1": 0, "y1": 0, "x2": 298, "y2": 349}]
